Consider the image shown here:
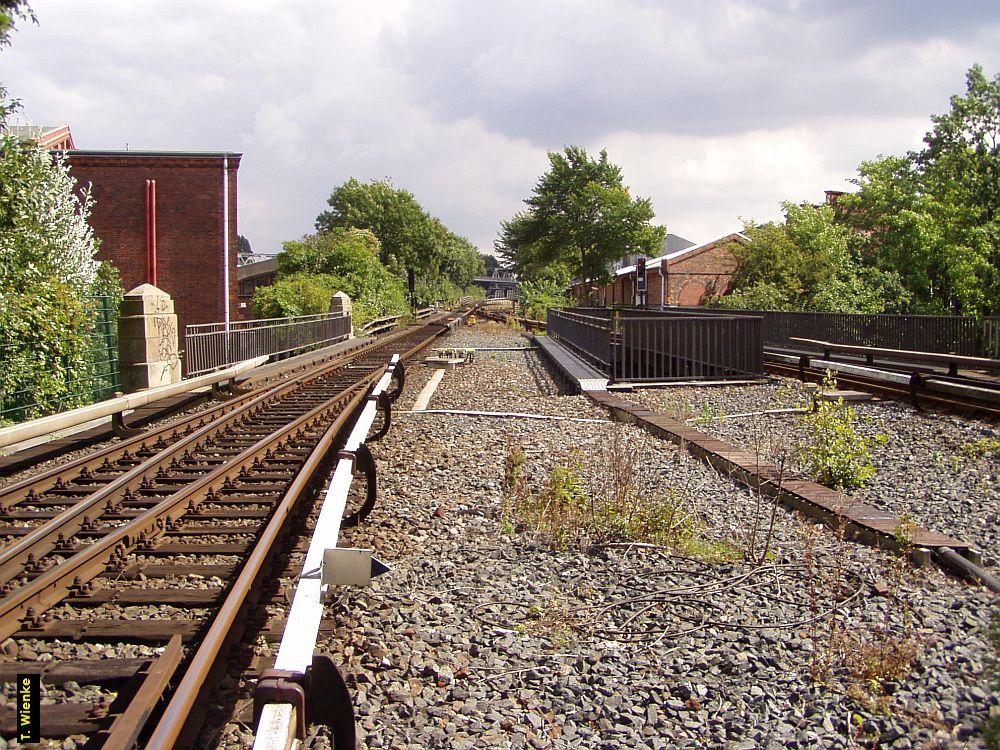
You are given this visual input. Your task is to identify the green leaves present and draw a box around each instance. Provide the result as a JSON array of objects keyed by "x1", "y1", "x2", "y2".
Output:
[
  {"x1": 315, "y1": 177, "x2": 485, "y2": 303},
  {"x1": 716, "y1": 204, "x2": 907, "y2": 313},
  {"x1": 0, "y1": 132, "x2": 118, "y2": 422},
  {"x1": 837, "y1": 65, "x2": 1000, "y2": 316},
  {"x1": 799, "y1": 374, "x2": 885, "y2": 491},
  {"x1": 498, "y1": 146, "x2": 665, "y2": 289},
  {"x1": 720, "y1": 65, "x2": 998, "y2": 317},
  {"x1": 519, "y1": 277, "x2": 571, "y2": 320},
  {"x1": 254, "y1": 229, "x2": 408, "y2": 327}
]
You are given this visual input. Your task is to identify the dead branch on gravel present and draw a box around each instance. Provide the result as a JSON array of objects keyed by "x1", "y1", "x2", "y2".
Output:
[{"x1": 740, "y1": 410, "x2": 791, "y2": 565}]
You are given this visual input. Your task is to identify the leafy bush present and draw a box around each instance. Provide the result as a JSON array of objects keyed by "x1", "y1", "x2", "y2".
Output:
[
  {"x1": 251, "y1": 273, "x2": 340, "y2": 318},
  {"x1": 799, "y1": 372, "x2": 886, "y2": 490},
  {"x1": 519, "y1": 277, "x2": 571, "y2": 321},
  {"x1": 253, "y1": 229, "x2": 408, "y2": 328},
  {"x1": 0, "y1": 135, "x2": 122, "y2": 423}
]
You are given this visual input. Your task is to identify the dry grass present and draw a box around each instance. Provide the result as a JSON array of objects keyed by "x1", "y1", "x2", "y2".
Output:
[{"x1": 501, "y1": 429, "x2": 740, "y2": 560}]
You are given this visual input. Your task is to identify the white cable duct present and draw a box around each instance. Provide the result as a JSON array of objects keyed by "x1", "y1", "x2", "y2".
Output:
[{"x1": 253, "y1": 354, "x2": 400, "y2": 750}]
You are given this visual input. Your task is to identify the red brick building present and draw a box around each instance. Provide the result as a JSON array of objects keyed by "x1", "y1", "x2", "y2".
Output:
[
  {"x1": 573, "y1": 232, "x2": 748, "y2": 307},
  {"x1": 5, "y1": 124, "x2": 76, "y2": 150},
  {"x1": 237, "y1": 256, "x2": 279, "y2": 316},
  {"x1": 65, "y1": 151, "x2": 242, "y2": 337}
]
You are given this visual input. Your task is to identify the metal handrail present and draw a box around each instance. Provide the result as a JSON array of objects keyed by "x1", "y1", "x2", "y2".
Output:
[{"x1": 184, "y1": 312, "x2": 352, "y2": 376}]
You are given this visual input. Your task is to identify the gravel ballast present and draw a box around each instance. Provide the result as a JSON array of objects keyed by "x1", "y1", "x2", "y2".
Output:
[
  {"x1": 625, "y1": 380, "x2": 999, "y2": 563},
  {"x1": 217, "y1": 325, "x2": 998, "y2": 750}
]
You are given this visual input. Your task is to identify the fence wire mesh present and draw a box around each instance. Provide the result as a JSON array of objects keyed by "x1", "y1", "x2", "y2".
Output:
[{"x1": 0, "y1": 295, "x2": 120, "y2": 425}]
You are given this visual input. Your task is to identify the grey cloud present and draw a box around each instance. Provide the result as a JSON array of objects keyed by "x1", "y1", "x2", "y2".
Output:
[
  {"x1": 4, "y1": 0, "x2": 997, "y2": 255},
  {"x1": 384, "y1": 0, "x2": 1000, "y2": 144}
]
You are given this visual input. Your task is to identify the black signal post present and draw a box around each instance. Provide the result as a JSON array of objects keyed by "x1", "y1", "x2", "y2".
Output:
[{"x1": 635, "y1": 257, "x2": 648, "y2": 308}]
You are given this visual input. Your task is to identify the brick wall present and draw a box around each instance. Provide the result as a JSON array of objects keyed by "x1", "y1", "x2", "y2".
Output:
[
  {"x1": 663, "y1": 239, "x2": 739, "y2": 306},
  {"x1": 66, "y1": 152, "x2": 241, "y2": 339},
  {"x1": 568, "y1": 233, "x2": 744, "y2": 308}
]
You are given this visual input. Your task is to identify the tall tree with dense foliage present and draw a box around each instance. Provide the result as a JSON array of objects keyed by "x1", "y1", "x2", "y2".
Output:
[
  {"x1": 253, "y1": 228, "x2": 407, "y2": 327},
  {"x1": 315, "y1": 178, "x2": 484, "y2": 303},
  {"x1": 715, "y1": 203, "x2": 907, "y2": 313},
  {"x1": 838, "y1": 64, "x2": 999, "y2": 315},
  {"x1": 497, "y1": 146, "x2": 665, "y2": 293}
]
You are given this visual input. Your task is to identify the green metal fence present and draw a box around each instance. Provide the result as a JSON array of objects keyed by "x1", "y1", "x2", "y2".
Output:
[{"x1": 0, "y1": 295, "x2": 120, "y2": 426}]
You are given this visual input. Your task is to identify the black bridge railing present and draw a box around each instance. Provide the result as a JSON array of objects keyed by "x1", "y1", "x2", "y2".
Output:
[
  {"x1": 671, "y1": 307, "x2": 997, "y2": 356},
  {"x1": 548, "y1": 308, "x2": 763, "y2": 382},
  {"x1": 546, "y1": 309, "x2": 614, "y2": 373}
]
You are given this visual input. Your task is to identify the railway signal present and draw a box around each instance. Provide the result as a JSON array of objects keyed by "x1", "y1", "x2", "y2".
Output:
[{"x1": 635, "y1": 256, "x2": 647, "y2": 308}]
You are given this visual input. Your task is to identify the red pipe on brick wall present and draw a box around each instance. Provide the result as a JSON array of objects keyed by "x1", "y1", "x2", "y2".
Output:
[{"x1": 145, "y1": 179, "x2": 157, "y2": 286}]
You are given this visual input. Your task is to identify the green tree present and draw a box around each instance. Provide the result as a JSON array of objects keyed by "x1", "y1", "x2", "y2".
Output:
[
  {"x1": 497, "y1": 146, "x2": 665, "y2": 294},
  {"x1": 237, "y1": 234, "x2": 252, "y2": 256},
  {"x1": 838, "y1": 65, "x2": 999, "y2": 315},
  {"x1": 715, "y1": 203, "x2": 907, "y2": 313},
  {"x1": 255, "y1": 229, "x2": 408, "y2": 327},
  {"x1": 315, "y1": 177, "x2": 484, "y2": 303}
]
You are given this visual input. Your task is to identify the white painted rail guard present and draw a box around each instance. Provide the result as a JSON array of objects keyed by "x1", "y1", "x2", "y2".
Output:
[
  {"x1": 253, "y1": 354, "x2": 400, "y2": 750},
  {"x1": 0, "y1": 355, "x2": 269, "y2": 450}
]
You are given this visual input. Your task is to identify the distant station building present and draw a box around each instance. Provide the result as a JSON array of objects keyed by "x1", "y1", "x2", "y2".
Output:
[
  {"x1": 4, "y1": 123, "x2": 76, "y2": 150},
  {"x1": 573, "y1": 232, "x2": 748, "y2": 307},
  {"x1": 237, "y1": 256, "x2": 279, "y2": 316},
  {"x1": 9, "y1": 124, "x2": 243, "y2": 338}
]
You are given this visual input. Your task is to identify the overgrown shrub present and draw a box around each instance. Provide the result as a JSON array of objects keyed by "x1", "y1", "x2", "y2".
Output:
[
  {"x1": 799, "y1": 372, "x2": 885, "y2": 490},
  {"x1": 519, "y1": 278, "x2": 571, "y2": 321},
  {"x1": 252, "y1": 229, "x2": 408, "y2": 328},
  {"x1": 0, "y1": 136, "x2": 122, "y2": 423}
]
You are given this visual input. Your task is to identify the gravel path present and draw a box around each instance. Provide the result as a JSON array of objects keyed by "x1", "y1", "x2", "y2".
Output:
[
  {"x1": 626, "y1": 381, "x2": 999, "y2": 563},
  {"x1": 218, "y1": 325, "x2": 998, "y2": 750}
]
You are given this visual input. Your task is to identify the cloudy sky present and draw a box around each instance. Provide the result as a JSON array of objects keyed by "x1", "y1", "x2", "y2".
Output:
[{"x1": 4, "y1": 1, "x2": 998, "y2": 255}]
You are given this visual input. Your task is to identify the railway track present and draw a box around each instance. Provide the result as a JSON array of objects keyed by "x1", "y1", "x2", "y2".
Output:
[
  {"x1": 0, "y1": 312, "x2": 467, "y2": 748},
  {"x1": 764, "y1": 355, "x2": 1000, "y2": 419},
  {"x1": 475, "y1": 310, "x2": 999, "y2": 417}
]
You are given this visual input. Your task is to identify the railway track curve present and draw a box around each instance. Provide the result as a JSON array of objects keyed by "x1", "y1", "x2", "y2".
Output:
[{"x1": 0, "y1": 310, "x2": 471, "y2": 747}]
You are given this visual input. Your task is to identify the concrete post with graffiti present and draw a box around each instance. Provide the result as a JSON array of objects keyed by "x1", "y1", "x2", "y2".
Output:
[{"x1": 118, "y1": 284, "x2": 182, "y2": 392}]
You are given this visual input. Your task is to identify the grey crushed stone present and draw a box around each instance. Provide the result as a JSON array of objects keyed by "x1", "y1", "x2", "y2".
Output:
[{"x1": 214, "y1": 326, "x2": 997, "y2": 749}]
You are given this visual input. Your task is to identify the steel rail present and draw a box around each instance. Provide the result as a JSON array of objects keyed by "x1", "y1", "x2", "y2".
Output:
[
  {"x1": 144, "y1": 381, "x2": 371, "y2": 750},
  {"x1": 0, "y1": 314, "x2": 443, "y2": 499},
  {"x1": 148, "y1": 329, "x2": 448, "y2": 748},
  {"x1": 766, "y1": 361, "x2": 1000, "y2": 419},
  {"x1": 252, "y1": 356, "x2": 400, "y2": 750},
  {"x1": 0, "y1": 314, "x2": 461, "y2": 747},
  {"x1": 0, "y1": 320, "x2": 453, "y2": 585},
  {"x1": 0, "y1": 373, "x2": 325, "y2": 585},
  {"x1": 0, "y1": 370, "x2": 371, "y2": 641}
]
